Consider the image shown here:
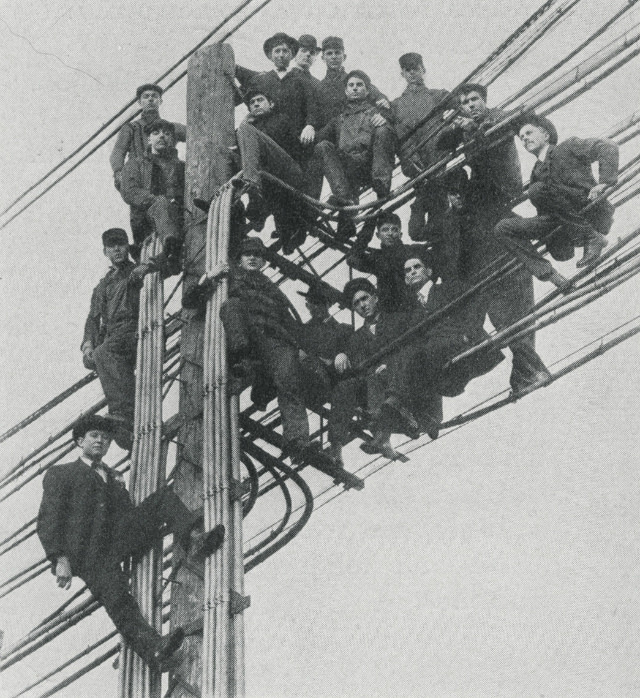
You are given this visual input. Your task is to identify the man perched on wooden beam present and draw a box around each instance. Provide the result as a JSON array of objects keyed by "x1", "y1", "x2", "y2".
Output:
[
  {"x1": 36, "y1": 415, "x2": 223, "y2": 672},
  {"x1": 186, "y1": 237, "x2": 314, "y2": 460},
  {"x1": 109, "y1": 83, "x2": 185, "y2": 194},
  {"x1": 495, "y1": 113, "x2": 618, "y2": 285},
  {"x1": 120, "y1": 118, "x2": 184, "y2": 272}
]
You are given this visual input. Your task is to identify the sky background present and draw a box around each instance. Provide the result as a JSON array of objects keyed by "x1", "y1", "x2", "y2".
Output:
[{"x1": 1, "y1": 0, "x2": 640, "y2": 696}]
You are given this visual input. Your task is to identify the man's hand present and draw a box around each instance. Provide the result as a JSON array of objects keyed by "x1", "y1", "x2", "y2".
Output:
[
  {"x1": 374, "y1": 364, "x2": 387, "y2": 376},
  {"x1": 82, "y1": 346, "x2": 95, "y2": 370},
  {"x1": 588, "y1": 183, "x2": 608, "y2": 201},
  {"x1": 113, "y1": 171, "x2": 122, "y2": 191},
  {"x1": 299, "y1": 349, "x2": 308, "y2": 361},
  {"x1": 129, "y1": 263, "x2": 153, "y2": 285},
  {"x1": 376, "y1": 97, "x2": 391, "y2": 110},
  {"x1": 300, "y1": 125, "x2": 315, "y2": 145},
  {"x1": 371, "y1": 113, "x2": 387, "y2": 128},
  {"x1": 56, "y1": 556, "x2": 72, "y2": 590},
  {"x1": 453, "y1": 115, "x2": 476, "y2": 132},
  {"x1": 334, "y1": 353, "x2": 351, "y2": 374}
]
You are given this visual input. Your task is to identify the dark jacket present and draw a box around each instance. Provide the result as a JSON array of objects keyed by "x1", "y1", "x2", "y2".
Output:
[
  {"x1": 110, "y1": 115, "x2": 186, "y2": 175},
  {"x1": 250, "y1": 111, "x2": 305, "y2": 164},
  {"x1": 317, "y1": 100, "x2": 392, "y2": 166},
  {"x1": 37, "y1": 460, "x2": 133, "y2": 574},
  {"x1": 391, "y1": 84, "x2": 451, "y2": 176},
  {"x1": 236, "y1": 66, "x2": 320, "y2": 135},
  {"x1": 120, "y1": 149, "x2": 185, "y2": 211},
  {"x1": 530, "y1": 137, "x2": 619, "y2": 206},
  {"x1": 343, "y1": 320, "x2": 381, "y2": 371},
  {"x1": 82, "y1": 261, "x2": 139, "y2": 349},
  {"x1": 437, "y1": 107, "x2": 523, "y2": 210},
  {"x1": 299, "y1": 316, "x2": 353, "y2": 362},
  {"x1": 228, "y1": 266, "x2": 302, "y2": 347},
  {"x1": 317, "y1": 67, "x2": 387, "y2": 128},
  {"x1": 347, "y1": 241, "x2": 430, "y2": 313}
]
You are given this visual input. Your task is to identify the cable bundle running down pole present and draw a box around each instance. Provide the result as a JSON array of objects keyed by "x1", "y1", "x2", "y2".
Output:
[
  {"x1": 118, "y1": 236, "x2": 165, "y2": 698},
  {"x1": 202, "y1": 182, "x2": 245, "y2": 697}
]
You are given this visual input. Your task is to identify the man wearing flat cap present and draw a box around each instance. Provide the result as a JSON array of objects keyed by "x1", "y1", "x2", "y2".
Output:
[
  {"x1": 391, "y1": 52, "x2": 454, "y2": 242},
  {"x1": 37, "y1": 414, "x2": 223, "y2": 672},
  {"x1": 314, "y1": 70, "x2": 395, "y2": 212},
  {"x1": 82, "y1": 228, "x2": 152, "y2": 449},
  {"x1": 233, "y1": 86, "x2": 309, "y2": 253},
  {"x1": 235, "y1": 33, "x2": 319, "y2": 146},
  {"x1": 110, "y1": 83, "x2": 185, "y2": 192},
  {"x1": 297, "y1": 285, "x2": 353, "y2": 465},
  {"x1": 496, "y1": 113, "x2": 618, "y2": 284},
  {"x1": 317, "y1": 36, "x2": 389, "y2": 128},
  {"x1": 194, "y1": 237, "x2": 313, "y2": 458},
  {"x1": 120, "y1": 118, "x2": 185, "y2": 271}
]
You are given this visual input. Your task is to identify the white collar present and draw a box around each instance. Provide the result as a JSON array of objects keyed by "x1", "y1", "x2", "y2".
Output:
[
  {"x1": 80, "y1": 455, "x2": 108, "y2": 481},
  {"x1": 275, "y1": 65, "x2": 293, "y2": 79},
  {"x1": 537, "y1": 144, "x2": 550, "y2": 162}
]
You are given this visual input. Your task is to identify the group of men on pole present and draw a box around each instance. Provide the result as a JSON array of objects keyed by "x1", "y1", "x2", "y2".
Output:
[{"x1": 41, "y1": 31, "x2": 621, "y2": 671}]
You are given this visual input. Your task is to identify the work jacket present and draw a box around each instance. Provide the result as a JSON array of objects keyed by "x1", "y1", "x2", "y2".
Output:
[
  {"x1": 82, "y1": 261, "x2": 139, "y2": 349},
  {"x1": 317, "y1": 67, "x2": 387, "y2": 127},
  {"x1": 317, "y1": 100, "x2": 392, "y2": 166},
  {"x1": 120, "y1": 148, "x2": 185, "y2": 211},
  {"x1": 109, "y1": 114, "x2": 186, "y2": 175}
]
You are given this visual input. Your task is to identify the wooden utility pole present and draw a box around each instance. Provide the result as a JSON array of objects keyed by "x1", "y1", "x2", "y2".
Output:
[{"x1": 171, "y1": 43, "x2": 237, "y2": 697}]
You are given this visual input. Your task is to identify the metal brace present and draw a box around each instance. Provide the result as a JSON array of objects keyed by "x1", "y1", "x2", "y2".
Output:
[{"x1": 230, "y1": 590, "x2": 251, "y2": 615}]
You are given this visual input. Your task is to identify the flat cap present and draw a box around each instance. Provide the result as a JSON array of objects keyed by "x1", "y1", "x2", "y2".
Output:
[
  {"x1": 515, "y1": 112, "x2": 558, "y2": 145},
  {"x1": 346, "y1": 70, "x2": 371, "y2": 88},
  {"x1": 263, "y1": 33, "x2": 298, "y2": 58},
  {"x1": 322, "y1": 36, "x2": 345, "y2": 52},
  {"x1": 343, "y1": 278, "x2": 377, "y2": 307},
  {"x1": 376, "y1": 211, "x2": 401, "y2": 229},
  {"x1": 136, "y1": 83, "x2": 163, "y2": 100},
  {"x1": 297, "y1": 35, "x2": 321, "y2": 53},
  {"x1": 398, "y1": 53, "x2": 424, "y2": 70},
  {"x1": 102, "y1": 228, "x2": 129, "y2": 246},
  {"x1": 143, "y1": 118, "x2": 176, "y2": 136},
  {"x1": 243, "y1": 85, "x2": 275, "y2": 106},
  {"x1": 238, "y1": 236, "x2": 267, "y2": 257}
]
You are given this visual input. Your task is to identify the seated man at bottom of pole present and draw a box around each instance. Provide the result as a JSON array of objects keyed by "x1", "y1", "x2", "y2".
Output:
[
  {"x1": 370, "y1": 253, "x2": 504, "y2": 447},
  {"x1": 330, "y1": 278, "x2": 408, "y2": 463},
  {"x1": 36, "y1": 415, "x2": 224, "y2": 672},
  {"x1": 494, "y1": 113, "x2": 618, "y2": 289}
]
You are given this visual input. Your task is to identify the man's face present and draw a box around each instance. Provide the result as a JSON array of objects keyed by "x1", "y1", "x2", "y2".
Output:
[
  {"x1": 239, "y1": 253, "x2": 264, "y2": 271},
  {"x1": 352, "y1": 290, "x2": 378, "y2": 320},
  {"x1": 322, "y1": 48, "x2": 346, "y2": 70},
  {"x1": 306, "y1": 299, "x2": 329, "y2": 320},
  {"x1": 249, "y1": 94, "x2": 274, "y2": 117},
  {"x1": 461, "y1": 91, "x2": 488, "y2": 120},
  {"x1": 295, "y1": 47, "x2": 316, "y2": 71},
  {"x1": 519, "y1": 124, "x2": 550, "y2": 155},
  {"x1": 270, "y1": 44, "x2": 293, "y2": 70},
  {"x1": 404, "y1": 258, "x2": 431, "y2": 289},
  {"x1": 148, "y1": 126, "x2": 174, "y2": 154},
  {"x1": 77, "y1": 429, "x2": 112, "y2": 461},
  {"x1": 345, "y1": 77, "x2": 368, "y2": 101},
  {"x1": 104, "y1": 242, "x2": 129, "y2": 266},
  {"x1": 376, "y1": 223, "x2": 402, "y2": 247},
  {"x1": 401, "y1": 64, "x2": 425, "y2": 86},
  {"x1": 138, "y1": 89, "x2": 162, "y2": 113}
]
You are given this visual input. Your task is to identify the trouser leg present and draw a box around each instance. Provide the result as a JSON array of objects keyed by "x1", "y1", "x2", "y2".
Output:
[
  {"x1": 303, "y1": 149, "x2": 325, "y2": 201},
  {"x1": 220, "y1": 298, "x2": 251, "y2": 356},
  {"x1": 111, "y1": 487, "x2": 195, "y2": 562},
  {"x1": 328, "y1": 377, "x2": 365, "y2": 446},
  {"x1": 130, "y1": 209, "x2": 153, "y2": 257},
  {"x1": 370, "y1": 127, "x2": 395, "y2": 194},
  {"x1": 258, "y1": 336, "x2": 309, "y2": 444},
  {"x1": 146, "y1": 196, "x2": 183, "y2": 246},
  {"x1": 81, "y1": 562, "x2": 161, "y2": 662},
  {"x1": 494, "y1": 215, "x2": 557, "y2": 280},
  {"x1": 408, "y1": 182, "x2": 449, "y2": 242},
  {"x1": 93, "y1": 331, "x2": 137, "y2": 422},
  {"x1": 314, "y1": 141, "x2": 353, "y2": 201}
]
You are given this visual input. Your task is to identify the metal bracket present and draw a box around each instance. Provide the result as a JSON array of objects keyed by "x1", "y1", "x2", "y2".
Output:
[
  {"x1": 229, "y1": 477, "x2": 250, "y2": 502},
  {"x1": 230, "y1": 590, "x2": 251, "y2": 615}
]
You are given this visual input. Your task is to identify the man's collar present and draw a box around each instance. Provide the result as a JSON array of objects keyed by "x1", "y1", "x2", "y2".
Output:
[
  {"x1": 344, "y1": 99, "x2": 370, "y2": 113},
  {"x1": 274, "y1": 65, "x2": 294, "y2": 78},
  {"x1": 109, "y1": 260, "x2": 135, "y2": 273},
  {"x1": 325, "y1": 67, "x2": 346, "y2": 79},
  {"x1": 80, "y1": 455, "x2": 104, "y2": 469},
  {"x1": 537, "y1": 143, "x2": 551, "y2": 162},
  {"x1": 405, "y1": 82, "x2": 426, "y2": 92}
]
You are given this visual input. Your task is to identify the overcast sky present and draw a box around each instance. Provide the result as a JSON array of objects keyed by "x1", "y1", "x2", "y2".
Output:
[{"x1": 1, "y1": 0, "x2": 640, "y2": 696}]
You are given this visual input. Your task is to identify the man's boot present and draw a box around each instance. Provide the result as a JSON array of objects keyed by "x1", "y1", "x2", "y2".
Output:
[{"x1": 577, "y1": 230, "x2": 607, "y2": 268}]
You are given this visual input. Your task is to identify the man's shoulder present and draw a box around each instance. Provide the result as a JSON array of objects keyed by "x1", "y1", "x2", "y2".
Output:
[{"x1": 43, "y1": 460, "x2": 84, "y2": 482}]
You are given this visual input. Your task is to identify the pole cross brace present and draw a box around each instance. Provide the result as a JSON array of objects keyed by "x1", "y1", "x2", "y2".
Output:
[
  {"x1": 229, "y1": 477, "x2": 250, "y2": 502},
  {"x1": 230, "y1": 590, "x2": 251, "y2": 615}
]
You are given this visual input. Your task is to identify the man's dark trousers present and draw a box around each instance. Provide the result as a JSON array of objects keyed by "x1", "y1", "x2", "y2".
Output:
[
  {"x1": 78, "y1": 487, "x2": 193, "y2": 663},
  {"x1": 93, "y1": 329, "x2": 138, "y2": 422}
]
